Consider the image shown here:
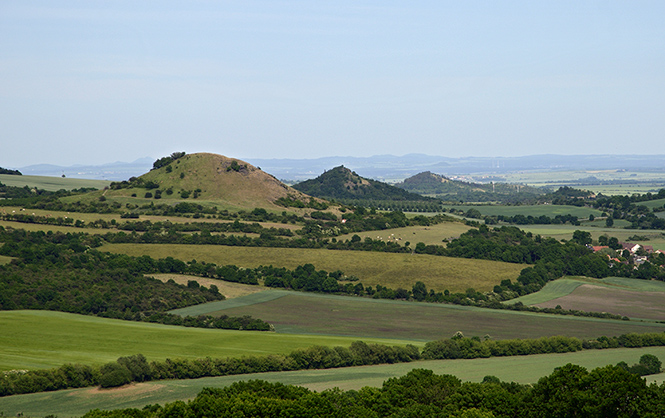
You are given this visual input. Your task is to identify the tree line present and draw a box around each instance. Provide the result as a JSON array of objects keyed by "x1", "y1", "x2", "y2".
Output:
[
  {"x1": 3, "y1": 332, "x2": 664, "y2": 398},
  {"x1": 81, "y1": 364, "x2": 665, "y2": 418}
]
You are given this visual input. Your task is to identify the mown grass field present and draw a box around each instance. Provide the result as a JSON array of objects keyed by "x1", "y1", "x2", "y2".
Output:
[
  {"x1": 101, "y1": 243, "x2": 524, "y2": 293},
  {"x1": 0, "y1": 174, "x2": 109, "y2": 191},
  {"x1": 2, "y1": 348, "x2": 664, "y2": 418},
  {"x1": 442, "y1": 204, "x2": 603, "y2": 218},
  {"x1": 170, "y1": 290, "x2": 665, "y2": 341},
  {"x1": 337, "y1": 221, "x2": 471, "y2": 247},
  {"x1": 0, "y1": 310, "x2": 417, "y2": 372}
]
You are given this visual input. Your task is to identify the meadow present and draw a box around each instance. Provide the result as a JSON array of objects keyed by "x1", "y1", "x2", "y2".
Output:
[
  {"x1": 0, "y1": 174, "x2": 109, "y2": 191},
  {"x1": 0, "y1": 310, "x2": 417, "y2": 372},
  {"x1": 2, "y1": 347, "x2": 664, "y2": 418},
  {"x1": 170, "y1": 289, "x2": 665, "y2": 341},
  {"x1": 101, "y1": 243, "x2": 524, "y2": 293},
  {"x1": 337, "y1": 221, "x2": 471, "y2": 246},
  {"x1": 442, "y1": 203, "x2": 603, "y2": 218}
]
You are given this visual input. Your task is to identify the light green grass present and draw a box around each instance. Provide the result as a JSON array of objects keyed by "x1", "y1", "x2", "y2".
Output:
[
  {"x1": 0, "y1": 174, "x2": 109, "y2": 191},
  {"x1": 0, "y1": 311, "x2": 418, "y2": 372},
  {"x1": 0, "y1": 255, "x2": 12, "y2": 265},
  {"x1": 2, "y1": 348, "x2": 664, "y2": 418},
  {"x1": 101, "y1": 244, "x2": 524, "y2": 293},
  {"x1": 442, "y1": 204, "x2": 603, "y2": 218}
]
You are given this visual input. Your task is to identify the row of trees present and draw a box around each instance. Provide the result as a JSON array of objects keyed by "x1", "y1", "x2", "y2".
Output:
[
  {"x1": 3, "y1": 331, "x2": 664, "y2": 398},
  {"x1": 81, "y1": 364, "x2": 665, "y2": 417},
  {"x1": 0, "y1": 341, "x2": 420, "y2": 396}
]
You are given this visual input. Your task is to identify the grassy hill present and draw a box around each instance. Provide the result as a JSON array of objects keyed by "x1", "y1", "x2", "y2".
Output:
[
  {"x1": 397, "y1": 171, "x2": 545, "y2": 203},
  {"x1": 293, "y1": 166, "x2": 434, "y2": 202},
  {"x1": 75, "y1": 153, "x2": 316, "y2": 211}
]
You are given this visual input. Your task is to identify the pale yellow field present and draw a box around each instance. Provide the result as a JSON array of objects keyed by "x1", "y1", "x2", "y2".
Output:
[{"x1": 103, "y1": 243, "x2": 523, "y2": 293}]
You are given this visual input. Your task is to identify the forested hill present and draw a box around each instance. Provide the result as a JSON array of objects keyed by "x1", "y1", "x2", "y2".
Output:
[
  {"x1": 292, "y1": 166, "x2": 434, "y2": 202},
  {"x1": 396, "y1": 171, "x2": 545, "y2": 203},
  {"x1": 0, "y1": 167, "x2": 21, "y2": 175}
]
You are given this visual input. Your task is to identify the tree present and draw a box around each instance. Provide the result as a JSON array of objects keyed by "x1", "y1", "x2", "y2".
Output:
[
  {"x1": 412, "y1": 281, "x2": 427, "y2": 301},
  {"x1": 571, "y1": 230, "x2": 592, "y2": 246},
  {"x1": 605, "y1": 217, "x2": 614, "y2": 227}
]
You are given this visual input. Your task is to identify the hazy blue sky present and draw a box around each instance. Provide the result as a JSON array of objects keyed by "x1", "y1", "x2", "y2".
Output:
[{"x1": 1, "y1": 1, "x2": 664, "y2": 167}]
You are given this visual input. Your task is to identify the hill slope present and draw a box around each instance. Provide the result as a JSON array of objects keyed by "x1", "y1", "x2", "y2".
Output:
[
  {"x1": 396, "y1": 171, "x2": 545, "y2": 203},
  {"x1": 292, "y1": 166, "x2": 434, "y2": 202},
  {"x1": 102, "y1": 153, "x2": 314, "y2": 210}
]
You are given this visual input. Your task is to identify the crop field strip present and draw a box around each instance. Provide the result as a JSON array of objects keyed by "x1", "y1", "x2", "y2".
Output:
[
  {"x1": 0, "y1": 310, "x2": 417, "y2": 372},
  {"x1": 169, "y1": 288, "x2": 665, "y2": 341},
  {"x1": 441, "y1": 204, "x2": 604, "y2": 218},
  {"x1": 101, "y1": 243, "x2": 524, "y2": 293},
  {"x1": 2, "y1": 347, "x2": 664, "y2": 418}
]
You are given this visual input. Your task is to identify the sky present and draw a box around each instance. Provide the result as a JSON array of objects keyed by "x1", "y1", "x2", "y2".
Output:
[{"x1": 1, "y1": 1, "x2": 664, "y2": 167}]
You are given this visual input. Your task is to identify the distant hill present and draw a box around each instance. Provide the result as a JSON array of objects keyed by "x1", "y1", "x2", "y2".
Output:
[
  {"x1": 99, "y1": 153, "x2": 314, "y2": 211},
  {"x1": 396, "y1": 171, "x2": 546, "y2": 203},
  {"x1": 0, "y1": 167, "x2": 21, "y2": 175},
  {"x1": 292, "y1": 166, "x2": 434, "y2": 202}
]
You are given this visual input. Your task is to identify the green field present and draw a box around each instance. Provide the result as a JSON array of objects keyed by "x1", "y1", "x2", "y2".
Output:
[
  {"x1": 0, "y1": 255, "x2": 12, "y2": 265},
  {"x1": 2, "y1": 347, "x2": 664, "y2": 418},
  {"x1": 101, "y1": 243, "x2": 524, "y2": 293},
  {"x1": 442, "y1": 204, "x2": 603, "y2": 218},
  {"x1": 0, "y1": 310, "x2": 416, "y2": 372},
  {"x1": 0, "y1": 174, "x2": 109, "y2": 191},
  {"x1": 170, "y1": 289, "x2": 665, "y2": 341}
]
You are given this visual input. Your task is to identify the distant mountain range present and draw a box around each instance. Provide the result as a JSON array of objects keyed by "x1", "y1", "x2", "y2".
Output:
[{"x1": 10, "y1": 154, "x2": 665, "y2": 182}]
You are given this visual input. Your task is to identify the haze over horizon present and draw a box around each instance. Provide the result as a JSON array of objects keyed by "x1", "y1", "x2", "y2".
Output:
[{"x1": 2, "y1": 1, "x2": 664, "y2": 168}]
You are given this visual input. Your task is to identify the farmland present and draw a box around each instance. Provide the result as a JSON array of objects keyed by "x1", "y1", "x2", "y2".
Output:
[
  {"x1": 0, "y1": 174, "x2": 110, "y2": 191},
  {"x1": 0, "y1": 310, "x2": 417, "y2": 372},
  {"x1": 2, "y1": 347, "x2": 664, "y2": 418},
  {"x1": 3, "y1": 155, "x2": 665, "y2": 416},
  {"x1": 442, "y1": 203, "x2": 604, "y2": 218},
  {"x1": 101, "y1": 243, "x2": 524, "y2": 293},
  {"x1": 169, "y1": 289, "x2": 665, "y2": 341},
  {"x1": 507, "y1": 277, "x2": 665, "y2": 320}
]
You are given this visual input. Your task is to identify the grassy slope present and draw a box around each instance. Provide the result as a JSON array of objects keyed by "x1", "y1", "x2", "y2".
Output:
[
  {"x1": 0, "y1": 174, "x2": 110, "y2": 191},
  {"x1": 170, "y1": 289, "x2": 665, "y2": 341},
  {"x1": 0, "y1": 311, "x2": 417, "y2": 372},
  {"x1": 337, "y1": 221, "x2": 471, "y2": 246},
  {"x1": 100, "y1": 243, "x2": 524, "y2": 293},
  {"x1": 2, "y1": 348, "x2": 664, "y2": 418}
]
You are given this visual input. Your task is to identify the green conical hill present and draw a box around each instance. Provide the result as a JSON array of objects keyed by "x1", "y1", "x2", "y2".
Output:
[{"x1": 292, "y1": 166, "x2": 433, "y2": 201}]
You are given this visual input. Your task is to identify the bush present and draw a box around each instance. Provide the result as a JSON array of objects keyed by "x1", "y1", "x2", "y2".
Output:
[{"x1": 98, "y1": 362, "x2": 132, "y2": 388}]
